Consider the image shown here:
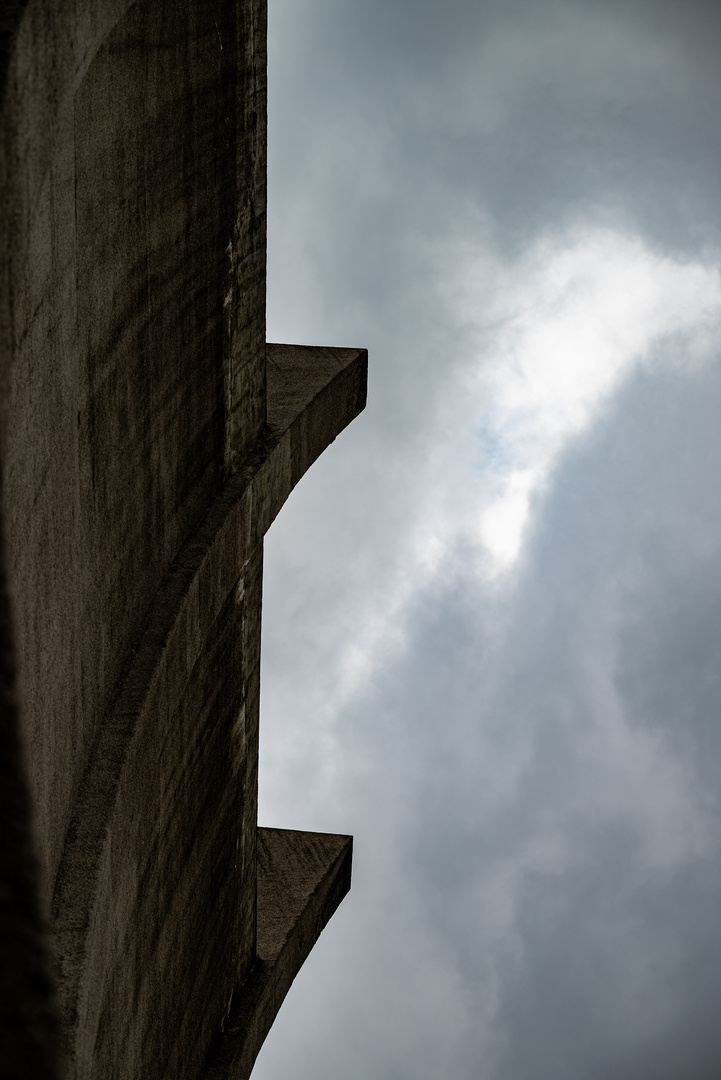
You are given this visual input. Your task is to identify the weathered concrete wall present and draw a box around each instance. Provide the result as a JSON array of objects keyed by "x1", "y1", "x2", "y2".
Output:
[
  {"x1": 0, "y1": 2, "x2": 365, "y2": 1077},
  {"x1": 1, "y1": 0, "x2": 267, "y2": 914},
  {"x1": 0, "y1": 532, "x2": 60, "y2": 1080},
  {"x1": 52, "y1": 345, "x2": 366, "y2": 1080},
  {"x1": 1, "y1": 5, "x2": 69, "y2": 1077}
]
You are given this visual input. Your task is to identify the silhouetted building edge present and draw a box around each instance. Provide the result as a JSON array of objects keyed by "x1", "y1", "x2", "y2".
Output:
[{"x1": 0, "y1": 3, "x2": 366, "y2": 1077}]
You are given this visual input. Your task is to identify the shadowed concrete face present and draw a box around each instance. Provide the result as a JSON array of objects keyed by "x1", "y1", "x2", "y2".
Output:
[{"x1": 0, "y1": 2, "x2": 366, "y2": 1078}]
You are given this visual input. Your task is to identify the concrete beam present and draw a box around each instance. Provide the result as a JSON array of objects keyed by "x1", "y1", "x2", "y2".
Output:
[
  {"x1": 204, "y1": 828, "x2": 353, "y2": 1080},
  {"x1": 51, "y1": 345, "x2": 366, "y2": 1079}
]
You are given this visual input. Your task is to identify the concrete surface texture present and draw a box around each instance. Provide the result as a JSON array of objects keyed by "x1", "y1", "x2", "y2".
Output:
[{"x1": 0, "y1": 2, "x2": 367, "y2": 1078}]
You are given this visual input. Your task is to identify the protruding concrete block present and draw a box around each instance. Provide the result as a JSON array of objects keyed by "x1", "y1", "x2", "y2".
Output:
[{"x1": 204, "y1": 828, "x2": 353, "y2": 1080}]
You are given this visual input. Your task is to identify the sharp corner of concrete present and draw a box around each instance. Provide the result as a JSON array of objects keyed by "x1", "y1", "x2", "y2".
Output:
[{"x1": 203, "y1": 828, "x2": 353, "y2": 1080}]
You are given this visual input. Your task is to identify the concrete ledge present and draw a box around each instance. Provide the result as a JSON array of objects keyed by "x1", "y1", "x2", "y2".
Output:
[
  {"x1": 50, "y1": 346, "x2": 366, "y2": 1076},
  {"x1": 204, "y1": 828, "x2": 353, "y2": 1080}
]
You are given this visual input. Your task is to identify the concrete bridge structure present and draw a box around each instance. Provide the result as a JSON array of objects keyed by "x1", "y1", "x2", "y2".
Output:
[{"x1": 0, "y1": 3, "x2": 366, "y2": 1077}]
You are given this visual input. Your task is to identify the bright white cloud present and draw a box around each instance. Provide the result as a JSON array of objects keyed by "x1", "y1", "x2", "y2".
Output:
[
  {"x1": 455, "y1": 229, "x2": 721, "y2": 571},
  {"x1": 260, "y1": 227, "x2": 721, "y2": 830}
]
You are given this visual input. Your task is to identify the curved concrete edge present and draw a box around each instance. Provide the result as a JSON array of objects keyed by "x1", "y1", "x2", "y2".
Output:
[
  {"x1": 203, "y1": 828, "x2": 353, "y2": 1080},
  {"x1": 50, "y1": 345, "x2": 366, "y2": 1061}
]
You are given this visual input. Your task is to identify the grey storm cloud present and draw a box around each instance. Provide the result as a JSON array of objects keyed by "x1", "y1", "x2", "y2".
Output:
[{"x1": 255, "y1": 2, "x2": 721, "y2": 1079}]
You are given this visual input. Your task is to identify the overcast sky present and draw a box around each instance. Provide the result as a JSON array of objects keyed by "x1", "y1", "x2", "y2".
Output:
[{"x1": 254, "y1": 3, "x2": 721, "y2": 1078}]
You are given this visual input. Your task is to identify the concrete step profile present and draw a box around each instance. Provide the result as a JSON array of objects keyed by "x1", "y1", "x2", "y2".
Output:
[{"x1": 204, "y1": 828, "x2": 353, "y2": 1080}]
